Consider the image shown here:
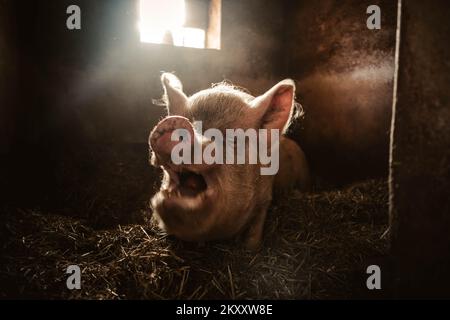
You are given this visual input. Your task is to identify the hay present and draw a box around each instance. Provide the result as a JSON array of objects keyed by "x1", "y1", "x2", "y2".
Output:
[{"x1": 0, "y1": 178, "x2": 388, "y2": 299}]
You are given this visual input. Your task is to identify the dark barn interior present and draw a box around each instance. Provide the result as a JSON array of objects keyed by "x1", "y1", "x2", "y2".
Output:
[{"x1": 1, "y1": 0, "x2": 449, "y2": 299}]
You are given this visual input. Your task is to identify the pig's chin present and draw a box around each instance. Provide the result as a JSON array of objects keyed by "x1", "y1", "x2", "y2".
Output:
[{"x1": 151, "y1": 166, "x2": 219, "y2": 241}]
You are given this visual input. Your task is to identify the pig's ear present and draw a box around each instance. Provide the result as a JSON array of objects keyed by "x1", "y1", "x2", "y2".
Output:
[
  {"x1": 161, "y1": 73, "x2": 188, "y2": 115},
  {"x1": 249, "y1": 79, "x2": 295, "y2": 133}
]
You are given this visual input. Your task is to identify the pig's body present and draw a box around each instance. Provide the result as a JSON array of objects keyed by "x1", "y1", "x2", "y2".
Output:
[
  {"x1": 149, "y1": 73, "x2": 309, "y2": 250},
  {"x1": 275, "y1": 137, "x2": 310, "y2": 196}
]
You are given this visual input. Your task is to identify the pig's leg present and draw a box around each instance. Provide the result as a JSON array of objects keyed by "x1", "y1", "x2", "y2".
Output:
[{"x1": 244, "y1": 202, "x2": 270, "y2": 251}]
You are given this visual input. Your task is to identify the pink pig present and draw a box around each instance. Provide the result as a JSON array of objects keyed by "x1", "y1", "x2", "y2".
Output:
[{"x1": 149, "y1": 73, "x2": 310, "y2": 250}]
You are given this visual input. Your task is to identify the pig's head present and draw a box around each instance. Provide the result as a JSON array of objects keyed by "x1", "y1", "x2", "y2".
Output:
[{"x1": 149, "y1": 73, "x2": 297, "y2": 245}]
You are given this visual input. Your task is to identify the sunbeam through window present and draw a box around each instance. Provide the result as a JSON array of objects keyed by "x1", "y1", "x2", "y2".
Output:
[{"x1": 139, "y1": 0, "x2": 207, "y2": 49}]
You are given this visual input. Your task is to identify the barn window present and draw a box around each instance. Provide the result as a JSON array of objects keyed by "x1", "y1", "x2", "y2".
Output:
[{"x1": 138, "y1": 0, "x2": 221, "y2": 49}]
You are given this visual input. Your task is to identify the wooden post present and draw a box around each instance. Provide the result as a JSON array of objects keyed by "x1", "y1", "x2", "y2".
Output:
[{"x1": 390, "y1": 0, "x2": 450, "y2": 298}]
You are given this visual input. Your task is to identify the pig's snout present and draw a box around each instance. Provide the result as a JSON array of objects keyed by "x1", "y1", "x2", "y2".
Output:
[{"x1": 149, "y1": 116, "x2": 195, "y2": 162}]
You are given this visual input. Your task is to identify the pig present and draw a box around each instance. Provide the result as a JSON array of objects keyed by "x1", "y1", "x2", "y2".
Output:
[{"x1": 149, "y1": 73, "x2": 310, "y2": 250}]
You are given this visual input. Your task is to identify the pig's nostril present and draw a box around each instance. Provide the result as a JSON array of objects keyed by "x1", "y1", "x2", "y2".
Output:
[{"x1": 150, "y1": 115, "x2": 195, "y2": 160}]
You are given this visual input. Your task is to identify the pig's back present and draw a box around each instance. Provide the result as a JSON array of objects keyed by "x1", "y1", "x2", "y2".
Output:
[{"x1": 274, "y1": 137, "x2": 310, "y2": 196}]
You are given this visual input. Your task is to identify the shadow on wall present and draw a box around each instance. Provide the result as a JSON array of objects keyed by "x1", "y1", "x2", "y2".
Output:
[
  {"x1": 284, "y1": 0, "x2": 397, "y2": 183},
  {"x1": 294, "y1": 62, "x2": 394, "y2": 183},
  {"x1": 0, "y1": 0, "x2": 18, "y2": 156}
]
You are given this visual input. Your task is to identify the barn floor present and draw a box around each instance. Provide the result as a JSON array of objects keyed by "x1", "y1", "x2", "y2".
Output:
[{"x1": 0, "y1": 144, "x2": 390, "y2": 299}]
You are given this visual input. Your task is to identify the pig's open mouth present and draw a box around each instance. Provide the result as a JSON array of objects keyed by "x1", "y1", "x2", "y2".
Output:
[
  {"x1": 163, "y1": 167, "x2": 210, "y2": 199},
  {"x1": 150, "y1": 116, "x2": 215, "y2": 207}
]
